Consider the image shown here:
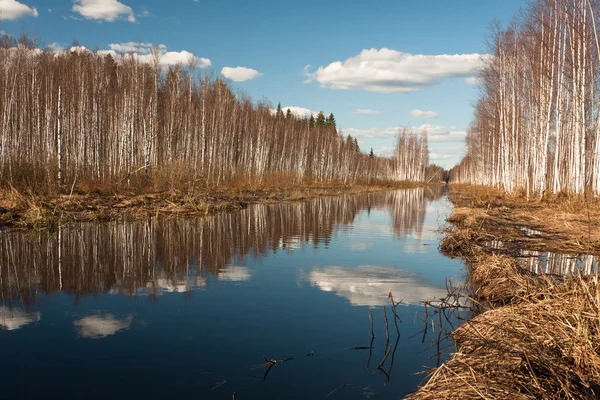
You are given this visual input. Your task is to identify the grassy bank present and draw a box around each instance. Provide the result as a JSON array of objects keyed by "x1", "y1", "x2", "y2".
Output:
[
  {"x1": 407, "y1": 184, "x2": 600, "y2": 400},
  {"x1": 0, "y1": 179, "x2": 435, "y2": 230}
]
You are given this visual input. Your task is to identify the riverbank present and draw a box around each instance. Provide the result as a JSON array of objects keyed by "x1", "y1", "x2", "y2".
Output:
[
  {"x1": 0, "y1": 180, "x2": 437, "y2": 230},
  {"x1": 407, "y1": 184, "x2": 600, "y2": 399}
]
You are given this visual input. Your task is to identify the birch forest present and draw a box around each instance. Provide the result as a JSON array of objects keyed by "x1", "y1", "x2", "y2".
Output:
[
  {"x1": 450, "y1": 0, "x2": 600, "y2": 196},
  {"x1": 0, "y1": 34, "x2": 431, "y2": 191}
]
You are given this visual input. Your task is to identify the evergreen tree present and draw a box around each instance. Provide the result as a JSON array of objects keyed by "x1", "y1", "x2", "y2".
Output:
[
  {"x1": 369, "y1": 148, "x2": 374, "y2": 158},
  {"x1": 354, "y1": 138, "x2": 359, "y2": 153},
  {"x1": 309, "y1": 114, "x2": 315, "y2": 128},
  {"x1": 285, "y1": 108, "x2": 292, "y2": 119},
  {"x1": 326, "y1": 113, "x2": 337, "y2": 135},
  {"x1": 315, "y1": 111, "x2": 326, "y2": 128},
  {"x1": 276, "y1": 102, "x2": 284, "y2": 118}
]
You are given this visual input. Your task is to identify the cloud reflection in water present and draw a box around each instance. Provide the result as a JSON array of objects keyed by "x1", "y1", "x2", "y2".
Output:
[
  {"x1": 306, "y1": 265, "x2": 449, "y2": 306},
  {"x1": 74, "y1": 314, "x2": 133, "y2": 339},
  {"x1": 0, "y1": 307, "x2": 41, "y2": 331},
  {"x1": 217, "y1": 266, "x2": 253, "y2": 282}
]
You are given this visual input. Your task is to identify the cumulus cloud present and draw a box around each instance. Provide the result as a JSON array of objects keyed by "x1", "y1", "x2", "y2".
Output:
[
  {"x1": 269, "y1": 106, "x2": 315, "y2": 119},
  {"x1": 108, "y1": 43, "x2": 211, "y2": 68},
  {"x1": 305, "y1": 48, "x2": 489, "y2": 93},
  {"x1": 154, "y1": 50, "x2": 210, "y2": 68},
  {"x1": 48, "y1": 42, "x2": 64, "y2": 52},
  {"x1": 70, "y1": 45, "x2": 89, "y2": 53},
  {"x1": 465, "y1": 76, "x2": 483, "y2": 85},
  {"x1": 342, "y1": 123, "x2": 466, "y2": 142},
  {"x1": 0, "y1": 0, "x2": 38, "y2": 19},
  {"x1": 352, "y1": 109, "x2": 381, "y2": 116},
  {"x1": 74, "y1": 314, "x2": 132, "y2": 339},
  {"x1": 420, "y1": 123, "x2": 467, "y2": 142},
  {"x1": 410, "y1": 109, "x2": 439, "y2": 118},
  {"x1": 72, "y1": 0, "x2": 135, "y2": 23},
  {"x1": 221, "y1": 66, "x2": 262, "y2": 82},
  {"x1": 429, "y1": 146, "x2": 465, "y2": 162}
]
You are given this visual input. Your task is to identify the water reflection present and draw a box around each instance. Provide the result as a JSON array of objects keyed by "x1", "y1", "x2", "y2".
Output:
[
  {"x1": 0, "y1": 186, "x2": 460, "y2": 400},
  {"x1": 0, "y1": 307, "x2": 40, "y2": 330},
  {"x1": 485, "y1": 240, "x2": 600, "y2": 275},
  {"x1": 74, "y1": 314, "x2": 133, "y2": 339},
  {"x1": 0, "y1": 186, "x2": 444, "y2": 307},
  {"x1": 217, "y1": 266, "x2": 253, "y2": 282},
  {"x1": 305, "y1": 265, "x2": 449, "y2": 306},
  {"x1": 518, "y1": 251, "x2": 599, "y2": 275}
]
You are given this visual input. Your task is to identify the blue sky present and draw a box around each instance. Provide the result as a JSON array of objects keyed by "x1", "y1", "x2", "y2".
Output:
[{"x1": 0, "y1": 0, "x2": 525, "y2": 168}]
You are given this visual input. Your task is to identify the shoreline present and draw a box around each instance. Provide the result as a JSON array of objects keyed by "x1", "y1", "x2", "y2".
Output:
[
  {"x1": 407, "y1": 184, "x2": 600, "y2": 399},
  {"x1": 0, "y1": 181, "x2": 442, "y2": 230}
]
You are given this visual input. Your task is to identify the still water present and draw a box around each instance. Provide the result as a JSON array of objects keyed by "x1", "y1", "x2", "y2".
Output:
[{"x1": 0, "y1": 186, "x2": 467, "y2": 399}]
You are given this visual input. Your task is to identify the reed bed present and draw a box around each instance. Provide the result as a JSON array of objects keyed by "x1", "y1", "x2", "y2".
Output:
[
  {"x1": 407, "y1": 185, "x2": 600, "y2": 399},
  {"x1": 407, "y1": 257, "x2": 600, "y2": 399},
  {"x1": 0, "y1": 181, "x2": 440, "y2": 230}
]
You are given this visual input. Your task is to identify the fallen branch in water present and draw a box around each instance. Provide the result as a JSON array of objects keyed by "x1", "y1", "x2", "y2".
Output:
[
  {"x1": 325, "y1": 384, "x2": 354, "y2": 398},
  {"x1": 388, "y1": 290, "x2": 402, "y2": 335},
  {"x1": 212, "y1": 380, "x2": 227, "y2": 390}
]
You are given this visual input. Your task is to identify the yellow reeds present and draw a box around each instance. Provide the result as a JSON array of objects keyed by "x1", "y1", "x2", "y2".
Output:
[{"x1": 407, "y1": 185, "x2": 600, "y2": 399}]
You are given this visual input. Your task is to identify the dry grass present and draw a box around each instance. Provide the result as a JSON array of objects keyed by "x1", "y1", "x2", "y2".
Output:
[
  {"x1": 406, "y1": 184, "x2": 600, "y2": 399},
  {"x1": 0, "y1": 180, "x2": 442, "y2": 230},
  {"x1": 446, "y1": 184, "x2": 600, "y2": 254},
  {"x1": 407, "y1": 256, "x2": 600, "y2": 400}
]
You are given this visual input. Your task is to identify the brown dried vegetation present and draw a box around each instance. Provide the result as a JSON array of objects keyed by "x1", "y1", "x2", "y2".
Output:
[
  {"x1": 407, "y1": 184, "x2": 600, "y2": 399},
  {"x1": 0, "y1": 179, "x2": 435, "y2": 230}
]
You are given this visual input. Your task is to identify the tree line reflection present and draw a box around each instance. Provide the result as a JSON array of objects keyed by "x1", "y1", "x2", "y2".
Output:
[{"x1": 0, "y1": 186, "x2": 445, "y2": 310}]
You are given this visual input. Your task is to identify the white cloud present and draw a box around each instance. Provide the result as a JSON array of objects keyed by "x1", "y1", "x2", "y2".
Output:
[
  {"x1": 70, "y1": 45, "x2": 89, "y2": 53},
  {"x1": 0, "y1": 307, "x2": 40, "y2": 330},
  {"x1": 372, "y1": 145, "x2": 396, "y2": 157},
  {"x1": 221, "y1": 66, "x2": 262, "y2": 82},
  {"x1": 109, "y1": 44, "x2": 210, "y2": 68},
  {"x1": 72, "y1": 0, "x2": 135, "y2": 23},
  {"x1": 154, "y1": 50, "x2": 210, "y2": 68},
  {"x1": 429, "y1": 146, "x2": 465, "y2": 161},
  {"x1": 0, "y1": 0, "x2": 38, "y2": 19},
  {"x1": 342, "y1": 124, "x2": 466, "y2": 142},
  {"x1": 48, "y1": 42, "x2": 64, "y2": 51},
  {"x1": 465, "y1": 76, "x2": 482, "y2": 85},
  {"x1": 269, "y1": 106, "x2": 315, "y2": 119},
  {"x1": 410, "y1": 109, "x2": 439, "y2": 118},
  {"x1": 74, "y1": 314, "x2": 132, "y2": 338},
  {"x1": 352, "y1": 109, "x2": 381, "y2": 116},
  {"x1": 97, "y1": 49, "x2": 117, "y2": 57},
  {"x1": 305, "y1": 48, "x2": 489, "y2": 93},
  {"x1": 420, "y1": 124, "x2": 467, "y2": 142}
]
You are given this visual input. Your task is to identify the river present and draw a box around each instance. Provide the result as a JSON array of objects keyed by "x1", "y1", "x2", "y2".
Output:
[{"x1": 0, "y1": 186, "x2": 468, "y2": 399}]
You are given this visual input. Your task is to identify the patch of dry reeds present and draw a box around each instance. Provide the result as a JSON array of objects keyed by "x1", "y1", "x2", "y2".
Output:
[
  {"x1": 447, "y1": 184, "x2": 600, "y2": 254},
  {"x1": 406, "y1": 264, "x2": 600, "y2": 400},
  {"x1": 407, "y1": 186, "x2": 600, "y2": 399}
]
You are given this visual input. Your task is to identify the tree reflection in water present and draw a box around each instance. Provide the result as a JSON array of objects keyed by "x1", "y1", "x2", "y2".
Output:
[{"x1": 0, "y1": 186, "x2": 445, "y2": 310}]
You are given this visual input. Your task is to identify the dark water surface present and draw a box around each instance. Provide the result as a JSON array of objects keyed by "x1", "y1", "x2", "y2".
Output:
[{"x1": 0, "y1": 186, "x2": 468, "y2": 399}]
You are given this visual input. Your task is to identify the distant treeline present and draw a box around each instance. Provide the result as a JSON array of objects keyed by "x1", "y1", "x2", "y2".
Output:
[
  {"x1": 451, "y1": 0, "x2": 600, "y2": 196},
  {"x1": 0, "y1": 34, "x2": 440, "y2": 191}
]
